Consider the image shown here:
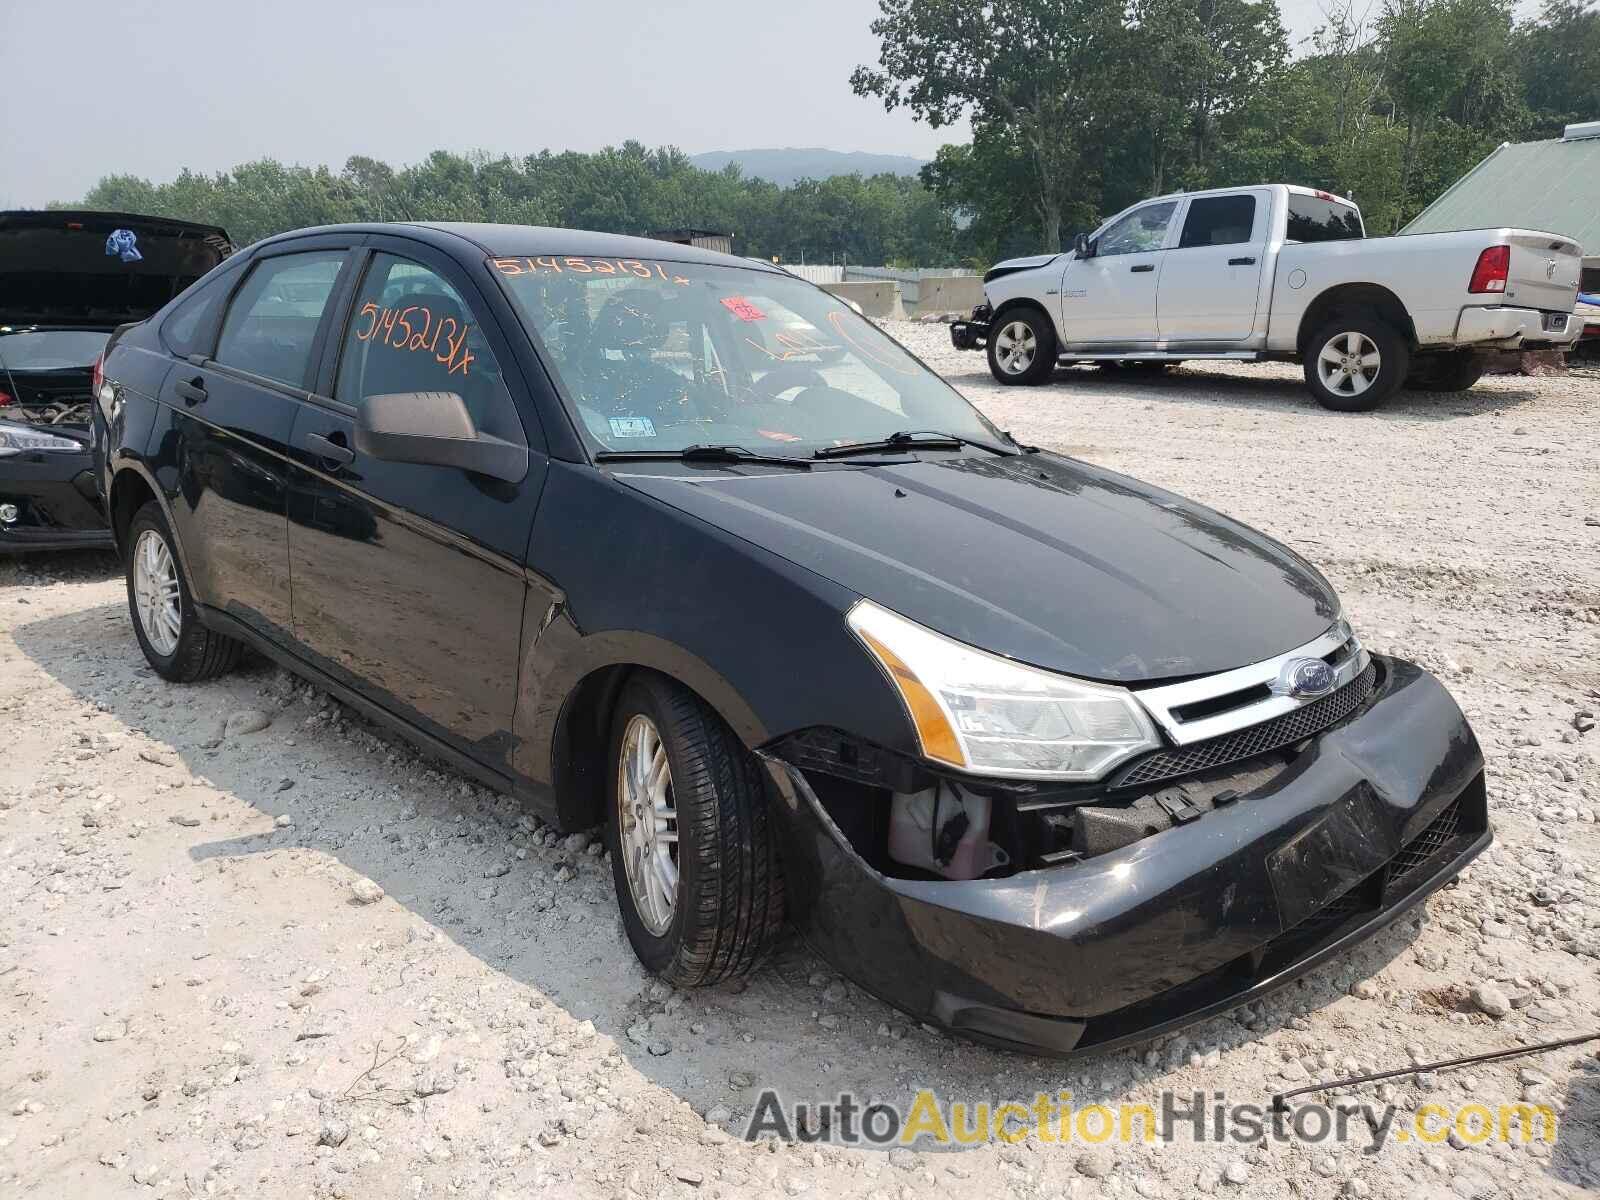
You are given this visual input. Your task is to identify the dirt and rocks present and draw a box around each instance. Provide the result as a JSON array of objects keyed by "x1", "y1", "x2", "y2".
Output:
[{"x1": 2, "y1": 338, "x2": 1598, "y2": 1199}]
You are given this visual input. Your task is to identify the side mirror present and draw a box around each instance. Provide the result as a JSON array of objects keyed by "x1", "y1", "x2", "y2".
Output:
[
  {"x1": 1073, "y1": 232, "x2": 1095, "y2": 258},
  {"x1": 354, "y1": 391, "x2": 528, "y2": 484}
]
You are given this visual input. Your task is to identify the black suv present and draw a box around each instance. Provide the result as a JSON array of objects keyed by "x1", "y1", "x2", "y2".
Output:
[{"x1": 96, "y1": 223, "x2": 1488, "y2": 1055}]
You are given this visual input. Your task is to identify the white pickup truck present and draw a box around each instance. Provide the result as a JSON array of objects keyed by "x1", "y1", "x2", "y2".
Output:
[{"x1": 949, "y1": 183, "x2": 1584, "y2": 410}]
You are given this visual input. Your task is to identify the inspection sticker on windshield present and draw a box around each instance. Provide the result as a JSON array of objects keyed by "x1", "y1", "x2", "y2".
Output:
[
  {"x1": 608, "y1": 416, "x2": 656, "y2": 438},
  {"x1": 719, "y1": 296, "x2": 767, "y2": 322}
]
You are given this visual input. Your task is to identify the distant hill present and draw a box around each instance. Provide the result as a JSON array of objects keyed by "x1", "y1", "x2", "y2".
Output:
[{"x1": 689, "y1": 148, "x2": 927, "y2": 187}]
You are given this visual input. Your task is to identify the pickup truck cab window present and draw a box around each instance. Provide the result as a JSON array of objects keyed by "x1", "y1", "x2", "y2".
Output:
[
  {"x1": 1285, "y1": 194, "x2": 1364, "y2": 243},
  {"x1": 214, "y1": 251, "x2": 346, "y2": 388},
  {"x1": 1178, "y1": 195, "x2": 1258, "y2": 249},
  {"x1": 1095, "y1": 201, "x2": 1177, "y2": 256}
]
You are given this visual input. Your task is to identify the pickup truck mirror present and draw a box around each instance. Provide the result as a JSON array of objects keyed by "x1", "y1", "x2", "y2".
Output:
[
  {"x1": 1073, "y1": 232, "x2": 1095, "y2": 258},
  {"x1": 354, "y1": 391, "x2": 528, "y2": 484}
]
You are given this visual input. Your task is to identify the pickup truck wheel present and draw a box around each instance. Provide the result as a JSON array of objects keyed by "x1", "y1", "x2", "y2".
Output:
[
  {"x1": 125, "y1": 501, "x2": 243, "y2": 682},
  {"x1": 1305, "y1": 318, "x2": 1409, "y2": 412},
  {"x1": 1407, "y1": 351, "x2": 1484, "y2": 393},
  {"x1": 606, "y1": 673, "x2": 785, "y2": 988},
  {"x1": 987, "y1": 310, "x2": 1056, "y2": 385}
]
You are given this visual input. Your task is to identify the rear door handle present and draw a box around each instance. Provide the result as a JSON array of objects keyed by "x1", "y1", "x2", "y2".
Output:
[
  {"x1": 175, "y1": 377, "x2": 207, "y2": 405},
  {"x1": 1228, "y1": 256, "x2": 1257, "y2": 266},
  {"x1": 305, "y1": 431, "x2": 355, "y2": 468},
  {"x1": 1130, "y1": 264, "x2": 1155, "y2": 273}
]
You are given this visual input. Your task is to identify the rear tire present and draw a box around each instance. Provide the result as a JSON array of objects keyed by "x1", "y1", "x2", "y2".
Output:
[
  {"x1": 1407, "y1": 350, "x2": 1484, "y2": 393},
  {"x1": 1303, "y1": 314, "x2": 1410, "y2": 412},
  {"x1": 125, "y1": 501, "x2": 243, "y2": 683},
  {"x1": 606, "y1": 673, "x2": 785, "y2": 988},
  {"x1": 986, "y1": 308, "x2": 1057, "y2": 385}
]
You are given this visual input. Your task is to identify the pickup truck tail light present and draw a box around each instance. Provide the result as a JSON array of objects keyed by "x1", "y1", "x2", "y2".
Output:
[
  {"x1": 91, "y1": 353, "x2": 105, "y2": 397},
  {"x1": 1468, "y1": 245, "x2": 1510, "y2": 294}
]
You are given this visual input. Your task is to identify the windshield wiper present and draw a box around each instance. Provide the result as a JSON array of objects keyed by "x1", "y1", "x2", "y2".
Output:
[
  {"x1": 593, "y1": 444, "x2": 812, "y2": 470},
  {"x1": 812, "y1": 429, "x2": 1017, "y2": 460}
]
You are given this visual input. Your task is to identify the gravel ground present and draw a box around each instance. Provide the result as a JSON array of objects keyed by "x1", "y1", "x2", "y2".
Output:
[{"x1": 3, "y1": 331, "x2": 1598, "y2": 1199}]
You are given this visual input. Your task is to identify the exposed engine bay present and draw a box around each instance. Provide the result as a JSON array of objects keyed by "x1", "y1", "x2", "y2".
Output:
[{"x1": 775, "y1": 722, "x2": 1335, "y2": 882}]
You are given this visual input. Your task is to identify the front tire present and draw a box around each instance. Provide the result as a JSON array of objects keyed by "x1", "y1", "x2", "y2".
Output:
[
  {"x1": 606, "y1": 673, "x2": 784, "y2": 987},
  {"x1": 987, "y1": 308, "x2": 1057, "y2": 385},
  {"x1": 125, "y1": 502, "x2": 243, "y2": 682},
  {"x1": 1304, "y1": 315, "x2": 1409, "y2": 412}
]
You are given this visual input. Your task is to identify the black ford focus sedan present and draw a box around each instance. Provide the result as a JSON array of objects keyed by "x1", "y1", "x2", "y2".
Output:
[{"x1": 95, "y1": 223, "x2": 1488, "y2": 1055}]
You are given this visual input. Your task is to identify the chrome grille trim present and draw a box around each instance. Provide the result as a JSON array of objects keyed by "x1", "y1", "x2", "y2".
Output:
[
  {"x1": 1133, "y1": 622, "x2": 1370, "y2": 746},
  {"x1": 1110, "y1": 663, "x2": 1377, "y2": 789}
]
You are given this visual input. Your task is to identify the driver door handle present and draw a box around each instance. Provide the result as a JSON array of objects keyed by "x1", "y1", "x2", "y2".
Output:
[
  {"x1": 1130, "y1": 264, "x2": 1155, "y2": 273},
  {"x1": 175, "y1": 377, "x2": 207, "y2": 405},
  {"x1": 1228, "y1": 256, "x2": 1257, "y2": 266},
  {"x1": 305, "y1": 431, "x2": 354, "y2": 468}
]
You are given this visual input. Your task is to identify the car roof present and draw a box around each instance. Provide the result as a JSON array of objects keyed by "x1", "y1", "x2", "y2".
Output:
[{"x1": 253, "y1": 221, "x2": 783, "y2": 274}]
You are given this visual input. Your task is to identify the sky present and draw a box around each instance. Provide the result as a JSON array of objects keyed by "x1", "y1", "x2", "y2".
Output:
[{"x1": 0, "y1": 0, "x2": 1472, "y2": 209}]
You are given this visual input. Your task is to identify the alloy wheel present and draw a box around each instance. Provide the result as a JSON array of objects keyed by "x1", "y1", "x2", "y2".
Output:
[
  {"x1": 133, "y1": 529, "x2": 182, "y2": 656},
  {"x1": 993, "y1": 320, "x2": 1037, "y2": 376},
  {"x1": 1317, "y1": 331, "x2": 1381, "y2": 398},
  {"x1": 617, "y1": 714, "x2": 679, "y2": 936}
]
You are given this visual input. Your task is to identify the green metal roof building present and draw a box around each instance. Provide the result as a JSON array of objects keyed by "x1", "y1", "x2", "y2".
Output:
[{"x1": 1402, "y1": 121, "x2": 1600, "y2": 292}]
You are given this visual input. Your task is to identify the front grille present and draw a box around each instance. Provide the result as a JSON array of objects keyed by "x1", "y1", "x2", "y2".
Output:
[
  {"x1": 1112, "y1": 663, "x2": 1378, "y2": 790},
  {"x1": 1386, "y1": 796, "x2": 1464, "y2": 884}
]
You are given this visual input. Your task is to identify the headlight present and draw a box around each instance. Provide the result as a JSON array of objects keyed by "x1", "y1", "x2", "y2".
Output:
[
  {"x1": 847, "y1": 600, "x2": 1160, "y2": 780},
  {"x1": 0, "y1": 422, "x2": 82, "y2": 456}
]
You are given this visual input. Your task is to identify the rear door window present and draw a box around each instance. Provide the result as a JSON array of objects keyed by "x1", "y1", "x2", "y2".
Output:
[
  {"x1": 1285, "y1": 195, "x2": 1364, "y2": 243},
  {"x1": 214, "y1": 251, "x2": 347, "y2": 388},
  {"x1": 334, "y1": 254, "x2": 525, "y2": 447},
  {"x1": 1178, "y1": 195, "x2": 1259, "y2": 248}
]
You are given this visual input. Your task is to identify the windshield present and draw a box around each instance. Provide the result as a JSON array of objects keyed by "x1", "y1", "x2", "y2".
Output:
[
  {"x1": 491, "y1": 257, "x2": 1005, "y2": 457},
  {"x1": 0, "y1": 329, "x2": 111, "y2": 371}
]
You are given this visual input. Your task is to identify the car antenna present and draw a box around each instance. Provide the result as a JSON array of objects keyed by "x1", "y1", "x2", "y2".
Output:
[{"x1": 1269, "y1": 1029, "x2": 1600, "y2": 1114}]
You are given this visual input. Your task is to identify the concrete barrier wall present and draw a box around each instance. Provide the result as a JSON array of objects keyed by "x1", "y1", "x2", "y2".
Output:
[
  {"x1": 822, "y1": 280, "x2": 904, "y2": 319},
  {"x1": 914, "y1": 275, "x2": 985, "y2": 315}
]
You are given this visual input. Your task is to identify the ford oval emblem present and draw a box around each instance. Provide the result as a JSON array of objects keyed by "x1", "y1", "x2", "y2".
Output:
[{"x1": 1273, "y1": 657, "x2": 1337, "y2": 699}]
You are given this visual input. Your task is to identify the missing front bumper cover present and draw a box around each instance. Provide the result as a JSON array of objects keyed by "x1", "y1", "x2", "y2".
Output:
[{"x1": 760, "y1": 655, "x2": 1489, "y2": 1056}]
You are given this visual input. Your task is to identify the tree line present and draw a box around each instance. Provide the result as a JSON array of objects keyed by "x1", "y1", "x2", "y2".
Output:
[
  {"x1": 71, "y1": 147, "x2": 954, "y2": 266},
  {"x1": 860, "y1": 0, "x2": 1598, "y2": 256},
  {"x1": 62, "y1": 0, "x2": 1596, "y2": 266}
]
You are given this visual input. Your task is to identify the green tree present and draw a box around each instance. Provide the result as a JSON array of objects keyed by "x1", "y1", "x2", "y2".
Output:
[{"x1": 852, "y1": 0, "x2": 1131, "y2": 252}]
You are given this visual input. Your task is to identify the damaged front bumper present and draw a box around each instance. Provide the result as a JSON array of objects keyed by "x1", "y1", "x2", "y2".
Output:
[
  {"x1": 761, "y1": 655, "x2": 1489, "y2": 1056},
  {"x1": 949, "y1": 303, "x2": 992, "y2": 351}
]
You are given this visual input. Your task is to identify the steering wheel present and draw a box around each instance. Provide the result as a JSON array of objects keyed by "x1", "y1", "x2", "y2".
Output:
[{"x1": 750, "y1": 363, "x2": 827, "y2": 402}]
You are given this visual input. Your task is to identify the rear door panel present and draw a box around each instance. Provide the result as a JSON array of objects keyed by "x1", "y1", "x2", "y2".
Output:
[
  {"x1": 157, "y1": 239, "x2": 358, "y2": 643},
  {"x1": 1156, "y1": 190, "x2": 1270, "y2": 344}
]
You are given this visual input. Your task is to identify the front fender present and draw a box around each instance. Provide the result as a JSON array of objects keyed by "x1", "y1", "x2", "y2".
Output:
[{"x1": 508, "y1": 462, "x2": 918, "y2": 828}]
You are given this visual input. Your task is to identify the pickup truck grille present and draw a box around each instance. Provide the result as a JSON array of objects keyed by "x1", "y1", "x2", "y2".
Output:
[{"x1": 1111, "y1": 663, "x2": 1377, "y2": 789}]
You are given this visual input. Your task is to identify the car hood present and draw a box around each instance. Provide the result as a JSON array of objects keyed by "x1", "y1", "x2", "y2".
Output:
[
  {"x1": 0, "y1": 210, "x2": 231, "y2": 326},
  {"x1": 614, "y1": 453, "x2": 1339, "y2": 683}
]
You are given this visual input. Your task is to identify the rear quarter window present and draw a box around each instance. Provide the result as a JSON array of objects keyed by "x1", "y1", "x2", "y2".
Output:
[
  {"x1": 161, "y1": 266, "x2": 241, "y2": 358},
  {"x1": 1286, "y1": 196, "x2": 1365, "y2": 243}
]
